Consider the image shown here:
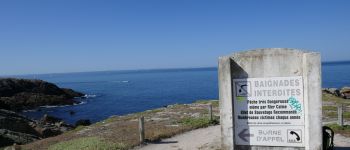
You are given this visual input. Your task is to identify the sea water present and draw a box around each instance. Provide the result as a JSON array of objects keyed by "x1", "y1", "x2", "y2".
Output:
[{"x1": 19, "y1": 62, "x2": 350, "y2": 124}]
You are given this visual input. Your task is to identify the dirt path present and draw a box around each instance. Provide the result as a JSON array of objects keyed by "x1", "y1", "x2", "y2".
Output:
[
  {"x1": 137, "y1": 125, "x2": 350, "y2": 150},
  {"x1": 137, "y1": 125, "x2": 221, "y2": 150}
]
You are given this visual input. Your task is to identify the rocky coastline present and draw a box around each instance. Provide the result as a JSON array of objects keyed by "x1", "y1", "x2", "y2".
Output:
[
  {"x1": 1, "y1": 78, "x2": 350, "y2": 148},
  {"x1": 0, "y1": 78, "x2": 85, "y2": 147},
  {"x1": 0, "y1": 78, "x2": 84, "y2": 111},
  {"x1": 322, "y1": 87, "x2": 350, "y2": 99}
]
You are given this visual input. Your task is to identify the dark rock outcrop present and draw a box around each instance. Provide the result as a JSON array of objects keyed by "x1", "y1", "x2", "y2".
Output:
[
  {"x1": 0, "y1": 78, "x2": 84, "y2": 111},
  {"x1": 323, "y1": 87, "x2": 350, "y2": 99},
  {"x1": 0, "y1": 109, "x2": 74, "y2": 147},
  {"x1": 0, "y1": 129, "x2": 39, "y2": 146},
  {"x1": 75, "y1": 119, "x2": 91, "y2": 126},
  {"x1": 340, "y1": 87, "x2": 350, "y2": 99},
  {"x1": 0, "y1": 109, "x2": 38, "y2": 136},
  {"x1": 40, "y1": 114, "x2": 62, "y2": 124},
  {"x1": 322, "y1": 88, "x2": 341, "y2": 97},
  {"x1": 0, "y1": 78, "x2": 84, "y2": 147}
]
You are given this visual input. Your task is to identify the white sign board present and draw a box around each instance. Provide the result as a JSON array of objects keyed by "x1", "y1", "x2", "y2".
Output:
[{"x1": 233, "y1": 76, "x2": 304, "y2": 147}]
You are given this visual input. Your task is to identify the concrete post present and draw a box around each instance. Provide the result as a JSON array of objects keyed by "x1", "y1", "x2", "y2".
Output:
[
  {"x1": 338, "y1": 104, "x2": 344, "y2": 126},
  {"x1": 219, "y1": 48, "x2": 322, "y2": 150},
  {"x1": 139, "y1": 116, "x2": 145, "y2": 144},
  {"x1": 209, "y1": 104, "x2": 213, "y2": 122}
]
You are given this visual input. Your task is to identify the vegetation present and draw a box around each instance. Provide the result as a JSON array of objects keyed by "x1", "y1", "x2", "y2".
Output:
[
  {"x1": 323, "y1": 106, "x2": 337, "y2": 111},
  {"x1": 194, "y1": 100, "x2": 219, "y2": 107},
  {"x1": 325, "y1": 124, "x2": 350, "y2": 136},
  {"x1": 20, "y1": 93, "x2": 350, "y2": 149},
  {"x1": 22, "y1": 100, "x2": 220, "y2": 150},
  {"x1": 48, "y1": 137, "x2": 128, "y2": 150},
  {"x1": 324, "y1": 111, "x2": 350, "y2": 119},
  {"x1": 322, "y1": 93, "x2": 350, "y2": 105},
  {"x1": 179, "y1": 116, "x2": 219, "y2": 129},
  {"x1": 322, "y1": 93, "x2": 350, "y2": 121}
]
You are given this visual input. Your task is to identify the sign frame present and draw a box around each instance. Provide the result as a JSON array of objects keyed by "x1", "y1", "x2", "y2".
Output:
[{"x1": 219, "y1": 48, "x2": 322, "y2": 150}]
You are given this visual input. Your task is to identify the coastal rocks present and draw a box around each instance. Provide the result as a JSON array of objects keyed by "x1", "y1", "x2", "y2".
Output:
[
  {"x1": 0, "y1": 129, "x2": 39, "y2": 146},
  {"x1": 340, "y1": 87, "x2": 350, "y2": 99},
  {"x1": 322, "y1": 88, "x2": 340, "y2": 96},
  {"x1": 35, "y1": 114, "x2": 74, "y2": 137},
  {"x1": 0, "y1": 78, "x2": 84, "y2": 111},
  {"x1": 40, "y1": 114, "x2": 62, "y2": 124},
  {"x1": 0, "y1": 78, "x2": 85, "y2": 147},
  {"x1": 75, "y1": 119, "x2": 91, "y2": 126},
  {"x1": 0, "y1": 109, "x2": 74, "y2": 147},
  {"x1": 0, "y1": 109, "x2": 38, "y2": 136},
  {"x1": 323, "y1": 87, "x2": 350, "y2": 99},
  {"x1": 0, "y1": 109, "x2": 39, "y2": 147}
]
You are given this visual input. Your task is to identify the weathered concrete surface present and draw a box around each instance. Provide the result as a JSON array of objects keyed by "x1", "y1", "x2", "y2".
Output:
[{"x1": 219, "y1": 48, "x2": 322, "y2": 150}]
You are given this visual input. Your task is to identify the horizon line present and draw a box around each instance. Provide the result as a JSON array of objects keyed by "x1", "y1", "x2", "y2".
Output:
[
  {"x1": 1, "y1": 66, "x2": 218, "y2": 77},
  {"x1": 2, "y1": 60, "x2": 350, "y2": 77}
]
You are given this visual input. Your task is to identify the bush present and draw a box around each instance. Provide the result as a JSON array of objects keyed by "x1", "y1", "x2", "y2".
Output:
[
  {"x1": 179, "y1": 117, "x2": 219, "y2": 129},
  {"x1": 48, "y1": 137, "x2": 128, "y2": 150}
]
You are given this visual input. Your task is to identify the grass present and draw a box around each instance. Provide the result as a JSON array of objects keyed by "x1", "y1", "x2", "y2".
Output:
[
  {"x1": 23, "y1": 100, "x2": 220, "y2": 150},
  {"x1": 194, "y1": 100, "x2": 219, "y2": 107},
  {"x1": 48, "y1": 137, "x2": 128, "y2": 150},
  {"x1": 325, "y1": 123, "x2": 350, "y2": 137},
  {"x1": 179, "y1": 116, "x2": 219, "y2": 129},
  {"x1": 322, "y1": 93, "x2": 350, "y2": 105},
  {"x1": 322, "y1": 93, "x2": 350, "y2": 121},
  {"x1": 323, "y1": 106, "x2": 337, "y2": 111},
  {"x1": 323, "y1": 109, "x2": 350, "y2": 119}
]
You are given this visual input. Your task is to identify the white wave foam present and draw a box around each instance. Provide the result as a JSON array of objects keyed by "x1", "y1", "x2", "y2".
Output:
[
  {"x1": 75, "y1": 101, "x2": 87, "y2": 105},
  {"x1": 38, "y1": 100, "x2": 87, "y2": 109},
  {"x1": 22, "y1": 109, "x2": 38, "y2": 112},
  {"x1": 40, "y1": 104, "x2": 71, "y2": 108},
  {"x1": 111, "y1": 80, "x2": 129, "y2": 83},
  {"x1": 83, "y1": 94, "x2": 97, "y2": 98}
]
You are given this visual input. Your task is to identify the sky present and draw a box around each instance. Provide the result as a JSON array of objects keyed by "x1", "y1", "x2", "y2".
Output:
[{"x1": 1, "y1": 0, "x2": 350, "y2": 75}]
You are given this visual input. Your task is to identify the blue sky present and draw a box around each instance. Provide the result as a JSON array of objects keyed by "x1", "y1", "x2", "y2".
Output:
[{"x1": 1, "y1": 0, "x2": 350, "y2": 75}]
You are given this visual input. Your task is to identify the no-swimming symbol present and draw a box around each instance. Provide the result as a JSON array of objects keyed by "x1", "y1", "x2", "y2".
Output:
[{"x1": 235, "y1": 81, "x2": 251, "y2": 97}]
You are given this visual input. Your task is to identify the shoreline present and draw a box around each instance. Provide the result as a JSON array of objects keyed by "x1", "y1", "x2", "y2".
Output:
[
  {"x1": 2, "y1": 92, "x2": 350, "y2": 149},
  {"x1": 21, "y1": 100, "x2": 220, "y2": 150}
]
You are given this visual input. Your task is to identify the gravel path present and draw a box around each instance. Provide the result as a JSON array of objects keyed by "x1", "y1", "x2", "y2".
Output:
[
  {"x1": 138, "y1": 125, "x2": 221, "y2": 150},
  {"x1": 138, "y1": 125, "x2": 350, "y2": 150}
]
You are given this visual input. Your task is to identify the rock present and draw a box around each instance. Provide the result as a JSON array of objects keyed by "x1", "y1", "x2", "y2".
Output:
[
  {"x1": 36, "y1": 114, "x2": 74, "y2": 137},
  {"x1": 3, "y1": 144, "x2": 21, "y2": 150},
  {"x1": 69, "y1": 110, "x2": 75, "y2": 115},
  {"x1": 40, "y1": 114, "x2": 62, "y2": 124},
  {"x1": 0, "y1": 109, "x2": 38, "y2": 136},
  {"x1": 37, "y1": 127, "x2": 62, "y2": 138},
  {"x1": 0, "y1": 109, "x2": 74, "y2": 147},
  {"x1": 0, "y1": 129, "x2": 39, "y2": 147},
  {"x1": 322, "y1": 88, "x2": 341, "y2": 96},
  {"x1": 62, "y1": 88, "x2": 84, "y2": 98},
  {"x1": 75, "y1": 119, "x2": 91, "y2": 126},
  {"x1": 340, "y1": 87, "x2": 350, "y2": 99},
  {"x1": 0, "y1": 78, "x2": 84, "y2": 111}
]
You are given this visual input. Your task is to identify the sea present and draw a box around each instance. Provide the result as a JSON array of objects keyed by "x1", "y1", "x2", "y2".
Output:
[{"x1": 12, "y1": 61, "x2": 350, "y2": 124}]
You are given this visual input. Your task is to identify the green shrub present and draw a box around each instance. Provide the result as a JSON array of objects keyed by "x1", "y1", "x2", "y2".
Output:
[
  {"x1": 179, "y1": 116, "x2": 219, "y2": 129},
  {"x1": 326, "y1": 123, "x2": 350, "y2": 132},
  {"x1": 323, "y1": 106, "x2": 337, "y2": 111},
  {"x1": 194, "y1": 100, "x2": 219, "y2": 107},
  {"x1": 48, "y1": 137, "x2": 128, "y2": 150}
]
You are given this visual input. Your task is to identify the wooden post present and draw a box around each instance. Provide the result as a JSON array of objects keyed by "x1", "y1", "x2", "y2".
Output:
[
  {"x1": 139, "y1": 116, "x2": 145, "y2": 144},
  {"x1": 209, "y1": 104, "x2": 213, "y2": 122},
  {"x1": 338, "y1": 104, "x2": 344, "y2": 126}
]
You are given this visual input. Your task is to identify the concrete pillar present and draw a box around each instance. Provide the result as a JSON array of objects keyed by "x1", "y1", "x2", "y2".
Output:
[
  {"x1": 338, "y1": 104, "x2": 343, "y2": 126},
  {"x1": 219, "y1": 48, "x2": 322, "y2": 150}
]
